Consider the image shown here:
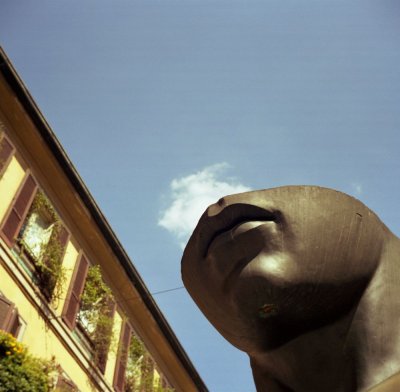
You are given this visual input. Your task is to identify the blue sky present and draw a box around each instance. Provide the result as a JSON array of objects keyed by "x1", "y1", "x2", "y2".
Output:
[{"x1": 1, "y1": 1, "x2": 400, "y2": 391}]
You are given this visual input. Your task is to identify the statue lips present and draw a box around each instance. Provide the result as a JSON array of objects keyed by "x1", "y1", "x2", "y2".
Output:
[
  {"x1": 195, "y1": 203, "x2": 279, "y2": 259},
  {"x1": 207, "y1": 221, "x2": 274, "y2": 257}
]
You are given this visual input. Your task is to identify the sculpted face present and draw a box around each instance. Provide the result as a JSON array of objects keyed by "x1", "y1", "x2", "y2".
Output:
[{"x1": 181, "y1": 186, "x2": 386, "y2": 353}]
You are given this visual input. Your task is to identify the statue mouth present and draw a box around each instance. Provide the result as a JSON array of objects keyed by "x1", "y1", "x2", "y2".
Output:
[
  {"x1": 206, "y1": 219, "x2": 275, "y2": 257},
  {"x1": 196, "y1": 203, "x2": 279, "y2": 257}
]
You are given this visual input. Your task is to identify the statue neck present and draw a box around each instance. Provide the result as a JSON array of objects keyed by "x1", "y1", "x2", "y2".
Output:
[
  {"x1": 250, "y1": 313, "x2": 357, "y2": 392},
  {"x1": 250, "y1": 234, "x2": 400, "y2": 392}
]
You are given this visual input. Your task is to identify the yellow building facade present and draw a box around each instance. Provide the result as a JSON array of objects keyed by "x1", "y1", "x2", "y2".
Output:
[{"x1": 0, "y1": 48, "x2": 207, "y2": 392}]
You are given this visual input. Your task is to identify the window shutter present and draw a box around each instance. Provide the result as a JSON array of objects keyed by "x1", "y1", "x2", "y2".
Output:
[
  {"x1": 8, "y1": 309, "x2": 21, "y2": 338},
  {"x1": 0, "y1": 296, "x2": 14, "y2": 332},
  {"x1": 62, "y1": 254, "x2": 89, "y2": 330},
  {"x1": 0, "y1": 134, "x2": 15, "y2": 176},
  {"x1": 48, "y1": 223, "x2": 70, "y2": 254},
  {"x1": 113, "y1": 320, "x2": 133, "y2": 392},
  {"x1": 1, "y1": 173, "x2": 37, "y2": 246},
  {"x1": 57, "y1": 224, "x2": 70, "y2": 251},
  {"x1": 96, "y1": 298, "x2": 116, "y2": 374}
]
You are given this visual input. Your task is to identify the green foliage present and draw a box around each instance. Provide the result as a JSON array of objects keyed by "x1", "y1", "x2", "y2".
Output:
[
  {"x1": 124, "y1": 335, "x2": 146, "y2": 392},
  {"x1": 79, "y1": 265, "x2": 114, "y2": 336},
  {"x1": 128, "y1": 335, "x2": 146, "y2": 363},
  {"x1": 80, "y1": 265, "x2": 113, "y2": 314},
  {"x1": 35, "y1": 221, "x2": 67, "y2": 303},
  {"x1": 154, "y1": 385, "x2": 175, "y2": 392},
  {"x1": 78, "y1": 265, "x2": 115, "y2": 365},
  {"x1": 124, "y1": 336, "x2": 175, "y2": 392},
  {"x1": 0, "y1": 331, "x2": 57, "y2": 392},
  {"x1": 31, "y1": 191, "x2": 59, "y2": 223}
]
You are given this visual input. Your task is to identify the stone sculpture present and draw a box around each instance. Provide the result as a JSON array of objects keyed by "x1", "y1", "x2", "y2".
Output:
[{"x1": 181, "y1": 186, "x2": 400, "y2": 391}]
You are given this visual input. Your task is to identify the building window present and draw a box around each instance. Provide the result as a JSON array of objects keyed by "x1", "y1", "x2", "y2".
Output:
[
  {"x1": 77, "y1": 265, "x2": 114, "y2": 335},
  {"x1": 18, "y1": 190, "x2": 69, "y2": 301},
  {"x1": 124, "y1": 333, "x2": 148, "y2": 392},
  {"x1": 62, "y1": 260, "x2": 115, "y2": 373},
  {"x1": 113, "y1": 321, "x2": 175, "y2": 392},
  {"x1": 78, "y1": 265, "x2": 115, "y2": 373},
  {"x1": 1, "y1": 175, "x2": 69, "y2": 301}
]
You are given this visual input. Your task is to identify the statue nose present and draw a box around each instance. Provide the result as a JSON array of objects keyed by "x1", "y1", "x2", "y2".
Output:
[
  {"x1": 206, "y1": 192, "x2": 257, "y2": 217},
  {"x1": 207, "y1": 197, "x2": 228, "y2": 217}
]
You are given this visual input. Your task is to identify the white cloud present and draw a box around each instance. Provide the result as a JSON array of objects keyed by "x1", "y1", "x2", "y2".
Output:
[{"x1": 158, "y1": 163, "x2": 251, "y2": 247}]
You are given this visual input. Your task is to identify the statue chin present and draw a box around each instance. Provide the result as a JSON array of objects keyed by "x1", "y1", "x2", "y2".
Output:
[{"x1": 182, "y1": 186, "x2": 400, "y2": 391}]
